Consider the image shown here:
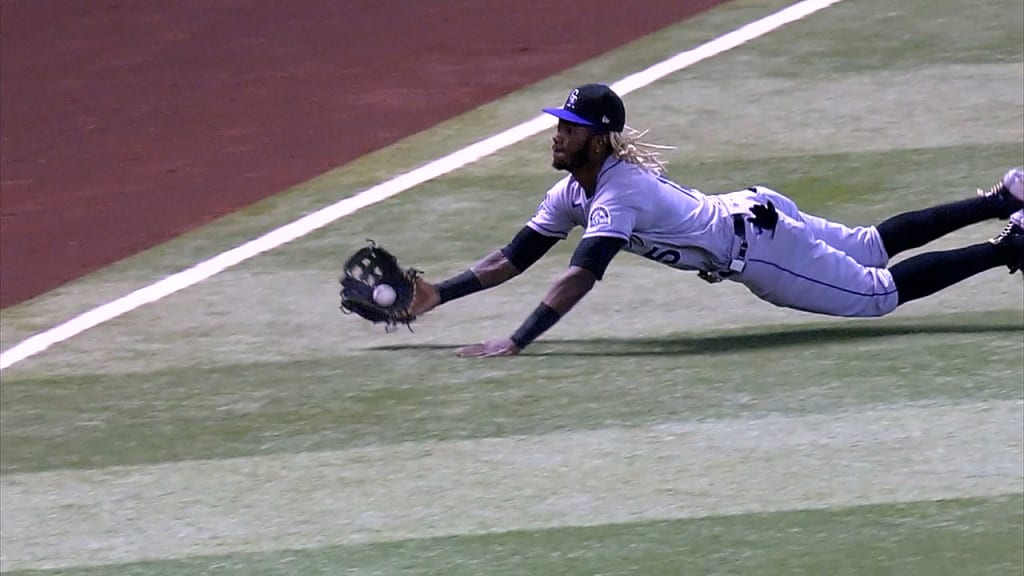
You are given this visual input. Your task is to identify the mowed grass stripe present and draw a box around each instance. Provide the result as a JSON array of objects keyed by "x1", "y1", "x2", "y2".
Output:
[
  {"x1": 8, "y1": 495, "x2": 1021, "y2": 576},
  {"x1": 634, "y1": 62, "x2": 1023, "y2": 163},
  {"x1": 2, "y1": 400, "x2": 1020, "y2": 571},
  {"x1": 2, "y1": 311, "x2": 1021, "y2": 475}
]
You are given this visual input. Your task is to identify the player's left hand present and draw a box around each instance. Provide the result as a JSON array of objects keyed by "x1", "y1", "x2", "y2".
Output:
[
  {"x1": 748, "y1": 200, "x2": 779, "y2": 232},
  {"x1": 456, "y1": 338, "x2": 521, "y2": 357}
]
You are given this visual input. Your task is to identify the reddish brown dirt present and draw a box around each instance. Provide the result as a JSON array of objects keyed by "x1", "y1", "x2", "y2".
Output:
[{"x1": 0, "y1": 0, "x2": 727, "y2": 308}]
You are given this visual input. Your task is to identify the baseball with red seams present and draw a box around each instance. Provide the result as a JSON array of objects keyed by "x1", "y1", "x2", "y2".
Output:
[{"x1": 373, "y1": 284, "x2": 397, "y2": 307}]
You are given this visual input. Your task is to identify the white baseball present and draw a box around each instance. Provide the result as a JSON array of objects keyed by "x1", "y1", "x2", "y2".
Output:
[{"x1": 373, "y1": 284, "x2": 397, "y2": 307}]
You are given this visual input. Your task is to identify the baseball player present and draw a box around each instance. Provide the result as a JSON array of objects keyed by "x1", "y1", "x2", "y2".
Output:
[{"x1": 410, "y1": 84, "x2": 1024, "y2": 357}]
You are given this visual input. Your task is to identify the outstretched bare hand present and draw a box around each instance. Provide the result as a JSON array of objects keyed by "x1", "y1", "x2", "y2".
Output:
[{"x1": 456, "y1": 338, "x2": 522, "y2": 357}]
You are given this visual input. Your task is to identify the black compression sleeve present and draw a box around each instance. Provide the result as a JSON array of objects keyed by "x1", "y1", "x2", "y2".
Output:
[
  {"x1": 501, "y1": 226, "x2": 560, "y2": 272},
  {"x1": 436, "y1": 270, "x2": 484, "y2": 304},
  {"x1": 510, "y1": 303, "x2": 562, "y2": 349},
  {"x1": 569, "y1": 236, "x2": 626, "y2": 280}
]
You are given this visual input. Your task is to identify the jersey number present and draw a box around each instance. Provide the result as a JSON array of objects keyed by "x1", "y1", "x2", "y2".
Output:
[{"x1": 642, "y1": 246, "x2": 681, "y2": 264}]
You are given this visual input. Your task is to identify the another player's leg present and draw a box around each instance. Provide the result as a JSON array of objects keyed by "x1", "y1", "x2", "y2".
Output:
[
  {"x1": 875, "y1": 167, "x2": 1023, "y2": 258},
  {"x1": 888, "y1": 211, "x2": 1023, "y2": 306}
]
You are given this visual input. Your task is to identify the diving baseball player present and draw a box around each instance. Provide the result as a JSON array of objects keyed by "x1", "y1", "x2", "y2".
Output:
[{"x1": 409, "y1": 83, "x2": 1024, "y2": 357}]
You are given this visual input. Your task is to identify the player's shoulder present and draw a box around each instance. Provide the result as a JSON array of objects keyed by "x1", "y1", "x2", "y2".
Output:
[
  {"x1": 541, "y1": 174, "x2": 584, "y2": 207},
  {"x1": 606, "y1": 159, "x2": 666, "y2": 186},
  {"x1": 595, "y1": 162, "x2": 658, "y2": 199}
]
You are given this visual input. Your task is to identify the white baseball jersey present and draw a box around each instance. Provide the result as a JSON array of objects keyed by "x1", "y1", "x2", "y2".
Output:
[
  {"x1": 527, "y1": 157, "x2": 900, "y2": 317},
  {"x1": 528, "y1": 158, "x2": 744, "y2": 272}
]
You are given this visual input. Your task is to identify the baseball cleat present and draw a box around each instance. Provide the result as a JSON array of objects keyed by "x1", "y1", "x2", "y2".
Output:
[
  {"x1": 978, "y1": 167, "x2": 1024, "y2": 207},
  {"x1": 989, "y1": 216, "x2": 1024, "y2": 274},
  {"x1": 1012, "y1": 209, "x2": 1024, "y2": 230}
]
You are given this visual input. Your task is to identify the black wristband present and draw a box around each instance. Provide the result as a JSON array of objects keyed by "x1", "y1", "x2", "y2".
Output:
[
  {"x1": 436, "y1": 270, "x2": 484, "y2": 304},
  {"x1": 510, "y1": 303, "x2": 561, "y2": 349}
]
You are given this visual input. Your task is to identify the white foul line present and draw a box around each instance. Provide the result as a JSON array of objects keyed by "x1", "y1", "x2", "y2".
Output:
[{"x1": 0, "y1": 0, "x2": 844, "y2": 371}]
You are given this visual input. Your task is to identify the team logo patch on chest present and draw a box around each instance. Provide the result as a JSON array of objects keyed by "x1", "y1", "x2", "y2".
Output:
[{"x1": 588, "y1": 205, "x2": 612, "y2": 229}]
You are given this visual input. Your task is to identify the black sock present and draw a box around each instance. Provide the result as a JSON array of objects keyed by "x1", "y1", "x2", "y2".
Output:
[
  {"x1": 891, "y1": 242, "x2": 1010, "y2": 305},
  {"x1": 877, "y1": 195, "x2": 1015, "y2": 257}
]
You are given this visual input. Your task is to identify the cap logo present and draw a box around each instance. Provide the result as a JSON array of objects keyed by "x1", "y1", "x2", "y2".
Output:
[
  {"x1": 565, "y1": 89, "x2": 580, "y2": 110},
  {"x1": 601, "y1": 115, "x2": 610, "y2": 124}
]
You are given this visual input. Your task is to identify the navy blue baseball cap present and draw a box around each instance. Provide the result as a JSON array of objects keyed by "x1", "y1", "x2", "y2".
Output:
[{"x1": 543, "y1": 83, "x2": 625, "y2": 133}]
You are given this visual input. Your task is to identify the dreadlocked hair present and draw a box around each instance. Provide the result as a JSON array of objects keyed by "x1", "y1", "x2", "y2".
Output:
[{"x1": 609, "y1": 126, "x2": 676, "y2": 175}]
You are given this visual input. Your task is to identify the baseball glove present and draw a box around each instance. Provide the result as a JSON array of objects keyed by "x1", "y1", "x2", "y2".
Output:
[{"x1": 339, "y1": 241, "x2": 420, "y2": 330}]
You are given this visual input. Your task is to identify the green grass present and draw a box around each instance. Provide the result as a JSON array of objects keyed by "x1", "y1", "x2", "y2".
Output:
[
  {"x1": 3, "y1": 311, "x2": 1021, "y2": 474},
  {"x1": 8, "y1": 495, "x2": 1022, "y2": 576},
  {"x1": 1, "y1": 0, "x2": 1022, "y2": 573},
  {"x1": 720, "y1": 0, "x2": 1024, "y2": 76}
]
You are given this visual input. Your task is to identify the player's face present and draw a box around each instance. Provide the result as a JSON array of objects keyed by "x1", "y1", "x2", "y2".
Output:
[{"x1": 551, "y1": 120, "x2": 596, "y2": 171}]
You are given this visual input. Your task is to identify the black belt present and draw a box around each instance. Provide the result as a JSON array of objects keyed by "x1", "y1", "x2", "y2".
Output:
[
  {"x1": 723, "y1": 214, "x2": 748, "y2": 276},
  {"x1": 698, "y1": 214, "x2": 749, "y2": 283}
]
